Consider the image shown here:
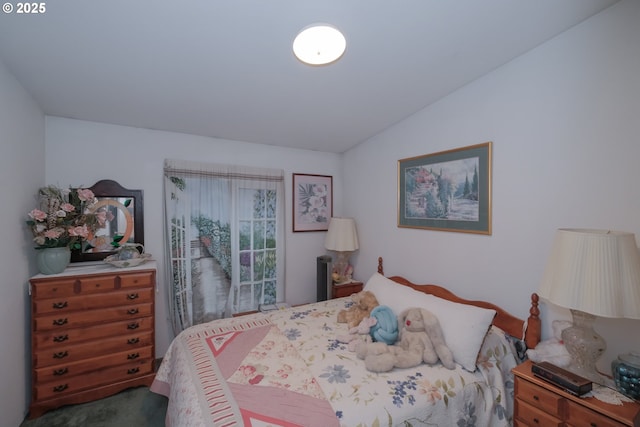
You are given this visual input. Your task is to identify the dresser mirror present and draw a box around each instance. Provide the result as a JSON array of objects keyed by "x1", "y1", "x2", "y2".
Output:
[{"x1": 71, "y1": 179, "x2": 144, "y2": 263}]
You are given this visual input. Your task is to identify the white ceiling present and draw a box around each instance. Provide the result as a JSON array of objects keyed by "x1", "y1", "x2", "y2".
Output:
[{"x1": 0, "y1": 0, "x2": 618, "y2": 153}]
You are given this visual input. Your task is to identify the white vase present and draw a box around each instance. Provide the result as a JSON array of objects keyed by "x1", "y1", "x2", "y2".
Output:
[{"x1": 36, "y1": 246, "x2": 71, "y2": 275}]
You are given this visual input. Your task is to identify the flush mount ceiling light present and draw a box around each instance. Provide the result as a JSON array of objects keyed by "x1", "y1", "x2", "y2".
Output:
[{"x1": 293, "y1": 24, "x2": 346, "y2": 66}]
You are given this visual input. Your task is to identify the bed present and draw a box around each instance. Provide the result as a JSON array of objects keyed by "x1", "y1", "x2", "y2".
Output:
[{"x1": 151, "y1": 257, "x2": 541, "y2": 427}]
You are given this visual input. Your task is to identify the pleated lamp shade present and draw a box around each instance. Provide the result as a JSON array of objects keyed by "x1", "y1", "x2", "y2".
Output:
[
  {"x1": 538, "y1": 228, "x2": 640, "y2": 319},
  {"x1": 324, "y1": 218, "x2": 359, "y2": 252}
]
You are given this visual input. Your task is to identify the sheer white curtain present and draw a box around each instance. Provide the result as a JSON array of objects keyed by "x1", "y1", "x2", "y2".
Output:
[{"x1": 163, "y1": 159, "x2": 285, "y2": 333}]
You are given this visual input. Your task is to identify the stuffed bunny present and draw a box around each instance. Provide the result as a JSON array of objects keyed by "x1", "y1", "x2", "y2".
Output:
[
  {"x1": 526, "y1": 320, "x2": 572, "y2": 367},
  {"x1": 357, "y1": 307, "x2": 455, "y2": 372}
]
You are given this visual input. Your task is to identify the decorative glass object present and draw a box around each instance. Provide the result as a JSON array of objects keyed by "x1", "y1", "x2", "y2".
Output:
[{"x1": 612, "y1": 352, "x2": 640, "y2": 399}]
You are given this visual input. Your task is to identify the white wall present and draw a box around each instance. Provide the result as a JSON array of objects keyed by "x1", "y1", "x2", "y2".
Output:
[
  {"x1": 0, "y1": 60, "x2": 45, "y2": 424},
  {"x1": 344, "y1": 0, "x2": 640, "y2": 373},
  {"x1": 45, "y1": 117, "x2": 342, "y2": 355}
]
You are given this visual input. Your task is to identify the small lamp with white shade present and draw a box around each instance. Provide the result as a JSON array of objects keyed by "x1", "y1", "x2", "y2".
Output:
[
  {"x1": 324, "y1": 217, "x2": 359, "y2": 284},
  {"x1": 538, "y1": 228, "x2": 640, "y2": 385}
]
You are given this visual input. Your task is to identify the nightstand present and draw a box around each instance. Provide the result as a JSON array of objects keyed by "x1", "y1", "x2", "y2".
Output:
[
  {"x1": 513, "y1": 360, "x2": 640, "y2": 426},
  {"x1": 331, "y1": 281, "x2": 363, "y2": 299}
]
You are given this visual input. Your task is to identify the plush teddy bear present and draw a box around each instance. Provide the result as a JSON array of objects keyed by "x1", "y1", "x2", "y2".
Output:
[
  {"x1": 526, "y1": 320, "x2": 572, "y2": 367},
  {"x1": 336, "y1": 317, "x2": 377, "y2": 351},
  {"x1": 357, "y1": 307, "x2": 455, "y2": 372},
  {"x1": 337, "y1": 290, "x2": 380, "y2": 329}
]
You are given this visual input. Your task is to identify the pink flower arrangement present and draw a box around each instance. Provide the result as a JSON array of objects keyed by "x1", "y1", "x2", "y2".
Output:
[{"x1": 27, "y1": 186, "x2": 107, "y2": 250}]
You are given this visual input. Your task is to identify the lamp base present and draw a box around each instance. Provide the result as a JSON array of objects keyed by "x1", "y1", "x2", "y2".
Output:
[
  {"x1": 331, "y1": 251, "x2": 353, "y2": 284},
  {"x1": 562, "y1": 309, "x2": 607, "y2": 385}
]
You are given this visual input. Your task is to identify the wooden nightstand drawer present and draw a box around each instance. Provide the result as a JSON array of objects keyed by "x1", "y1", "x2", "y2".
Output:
[
  {"x1": 332, "y1": 281, "x2": 363, "y2": 299},
  {"x1": 566, "y1": 400, "x2": 626, "y2": 427},
  {"x1": 515, "y1": 398, "x2": 563, "y2": 427},
  {"x1": 515, "y1": 376, "x2": 564, "y2": 416}
]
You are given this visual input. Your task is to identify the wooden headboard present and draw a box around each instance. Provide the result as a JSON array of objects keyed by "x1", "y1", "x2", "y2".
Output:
[{"x1": 377, "y1": 257, "x2": 541, "y2": 349}]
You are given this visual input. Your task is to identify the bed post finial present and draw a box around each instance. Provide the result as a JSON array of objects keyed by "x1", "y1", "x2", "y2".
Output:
[
  {"x1": 525, "y1": 293, "x2": 541, "y2": 350},
  {"x1": 377, "y1": 257, "x2": 384, "y2": 275}
]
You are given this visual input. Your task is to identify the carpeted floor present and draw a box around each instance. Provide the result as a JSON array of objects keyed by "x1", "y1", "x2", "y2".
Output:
[{"x1": 20, "y1": 386, "x2": 167, "y2": 427}]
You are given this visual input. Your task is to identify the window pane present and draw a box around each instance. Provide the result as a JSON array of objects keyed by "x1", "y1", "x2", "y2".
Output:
[
  {"x1": 253, "y1": 282, "x2": 263, "y2": 306},
  {"x1": 263, "y1": 280, "x2": 276, "y2": 304},
  {"x1": 240, "y1": 251, "x2": 251, "y2": 281},
  {"x1": 264, "y1": 249, "x2": 276, "y2": 279},
  {"x1": 254, "y1": 221, "x2": 265, "y2": 250},
  {"x1": 266, "y1": 190, "x2": 276, "y2": 219},
  {"x1": 253, "y1": 189, "x2": 265, "y2": 219},
  {"x1": 266, "y1": 220, "x2": 276, "y2": 249},
  {"x1": 239, "y1": 220, "x2": 251, "y2": 250},
  {"x1": 253, "y1": 252, "x2": 264, "y2": 281}
]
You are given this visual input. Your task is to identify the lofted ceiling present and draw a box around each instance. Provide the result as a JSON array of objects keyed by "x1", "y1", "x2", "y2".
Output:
[{"x1": 0, "y1": 0, "x2": 618, "y2": 153}]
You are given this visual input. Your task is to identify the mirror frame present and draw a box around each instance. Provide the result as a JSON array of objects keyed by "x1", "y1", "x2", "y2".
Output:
[{"x1": 71, "y1": 179, "x2": 145, "y2": 263}]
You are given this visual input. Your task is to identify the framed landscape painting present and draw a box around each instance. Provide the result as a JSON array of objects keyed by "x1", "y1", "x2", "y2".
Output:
[
  {"x1": 398, "y1": 142, "x2": 492, "y2": 234},
  {"x1": 292, "y1": 173, "x2": 333, "y2": 232}
]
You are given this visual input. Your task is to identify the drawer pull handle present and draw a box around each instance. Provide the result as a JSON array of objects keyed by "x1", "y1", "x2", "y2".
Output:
[
  {"x1": 590, "y1": 424, "x2": 597, "y2": 427},
  {"x1": 127, "y1": 308, "x2": 139, "y2": 315},
  {"x1": 127, "y1": 353, "x2": 140, "y2": 360},
  {"x1": 533, "y1": 395, "x2": 539, "y2": 401},
  {"x1": 53, "y1": 351, "x2": 68, "y2": 359},
  {"x1": 52, "y1": 301, "x2": 68, "y2": 309},
  {"x1": 127, "y1": 367, "x2": 140, "y2": 375},
  {"x1": 52, "y1": 318, "x2": 68, "y2": 326},
  {"x1": 127, "y1": 293, "x2": 139, "y2": 300},
  {"x1": 127, "y1": 338, "x2": 140, "y2": 344},
  {"x1": 127, "y1": 322, "x2": 140, "y2": 330},
  {"x1": 53, "y1": 368, "x2": 68, "y2": 376},
  {"x1": 53, "y1": 334, "x2": 69, "y2": 343},
  {"x1": 532, "y1": 417, "x2": 539, "y2": 424},
  {"x1": 53, "y1": 384, "x2": 68, "y2": 393}
]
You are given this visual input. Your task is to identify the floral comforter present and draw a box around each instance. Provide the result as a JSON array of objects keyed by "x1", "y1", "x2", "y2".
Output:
[{"x1": 151, "y1": 298, "x2": 519, "y2": 427}]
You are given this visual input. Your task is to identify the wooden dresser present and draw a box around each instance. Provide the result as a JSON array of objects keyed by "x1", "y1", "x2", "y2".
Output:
[
  {"x1": 513, "y1": 360, "x2": 640, "y2": 427},
  {"x1": 28, "y1": 262, "x2": 157, "y2": 418}
]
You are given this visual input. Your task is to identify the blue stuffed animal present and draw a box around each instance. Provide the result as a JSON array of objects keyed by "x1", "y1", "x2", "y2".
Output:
[{"x1": 369, "y1": 305, "x2": 398, "y2": 345}]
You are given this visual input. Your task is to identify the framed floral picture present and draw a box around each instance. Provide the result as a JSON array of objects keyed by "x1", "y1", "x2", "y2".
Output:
[
  {"x1": 292, "y1": 173, "x2": 333, "y2": 232},
  {"x1": 398, "y1": 142, "x2": 492, "y2": 234}
]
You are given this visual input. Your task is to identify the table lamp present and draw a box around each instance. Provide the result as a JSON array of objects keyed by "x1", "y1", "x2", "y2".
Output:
[
  {"x1": 324, "y1": 217, "x2": 359, "y2": 284},
  {"x1": 538, "y1": 228, "x2": 640, "y2": 384}
]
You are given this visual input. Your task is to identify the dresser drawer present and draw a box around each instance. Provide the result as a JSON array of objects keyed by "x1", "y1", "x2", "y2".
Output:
[
  {"x1": 515, "y1": 376, "x2": 564, "y2": 416},
  {"x1": 515, "y1": 398, "x2": 563, "y2": 427},
  {"x1": 34, "y1": 346, "x2": 153, "y2": 383},
  {"x1": 566, "y1": 399, "x2": 626, "y2": 427},
  {"x1": 33, "y1": 316, "x2": 153, "y2": 350},
  {"x1": 31, "y1": 276, "x2": 117, "y2": 298},
  {"x1": 33, "y1": 288, "x2": 153, "y2": 315},
  {"x1": 34, "y1": 331, "x2": 153, "y2": 368},
  {"x1": 34, "y1": 358, "x2": 154, "y2": 401},
  {"x1": 118, "y1": 272, "x2": 154, "y2": 288},
  {"x1": 33, "y1": 303, "x2": 153, "y2": 331}
]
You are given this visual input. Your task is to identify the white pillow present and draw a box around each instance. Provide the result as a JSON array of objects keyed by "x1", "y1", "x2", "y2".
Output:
[{"x1": 364, "y1": 273, "x2": 496, "y2": 371}]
